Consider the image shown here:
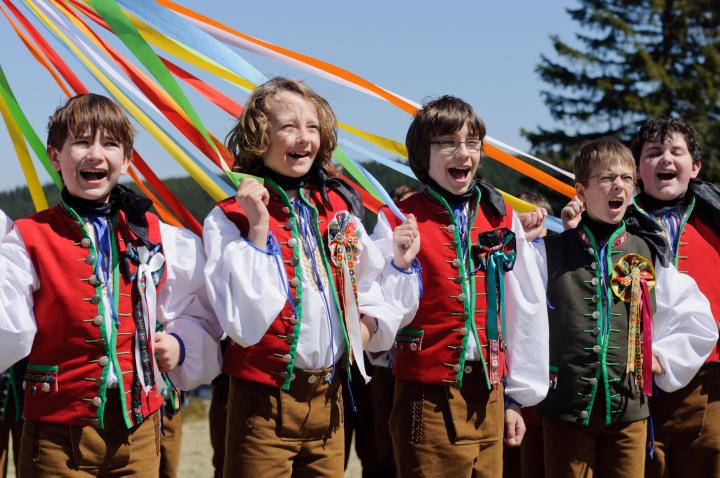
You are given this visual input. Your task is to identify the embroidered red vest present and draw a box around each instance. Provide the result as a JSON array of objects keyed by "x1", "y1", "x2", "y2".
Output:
[
  {"x1": 676, "y1": 209, "x2": 720, "y2": 363},
  {"x1": 217, "y1": 182, "x2": 352, "y2": 390},
  {"x1": 383, "y1": 188, "x2": 513, "y2": 388},
  {"x1": 15, "y1": 204, "x2": 166, "y2": 428}
]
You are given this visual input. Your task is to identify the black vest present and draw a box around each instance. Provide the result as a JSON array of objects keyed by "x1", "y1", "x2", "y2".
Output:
[{"x1": 538, "y1": 222, "x2": 656, "y2": 426}]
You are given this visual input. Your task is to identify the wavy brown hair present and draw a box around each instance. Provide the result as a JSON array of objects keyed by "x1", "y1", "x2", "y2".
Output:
[
  {"x1": 47, "y1": 93, "x2": 135, "y2": 158},
  {"x1": 226, "y1": 77, "x2": 338, "y2": 176}
]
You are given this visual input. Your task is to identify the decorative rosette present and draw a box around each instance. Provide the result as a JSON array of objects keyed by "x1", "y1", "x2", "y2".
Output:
[
  {"x1": 328, "y1": 211, "x2": 369, "y2": 382},
  {"x1": 610, "y1": 253, "x2": 656, "y2": 396},
  {"x1": 475, "y1": 227, "x2": 516, "y2": 386}
]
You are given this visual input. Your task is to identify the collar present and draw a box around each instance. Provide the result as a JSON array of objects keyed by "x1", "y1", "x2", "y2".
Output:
[{"x1": 261, "y1": 166, "x2": 309, "y2": 192}]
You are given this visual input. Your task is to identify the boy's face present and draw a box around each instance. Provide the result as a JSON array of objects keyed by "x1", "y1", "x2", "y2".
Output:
[
  {"x1": 427, "y1": 123, "x2": 481, "y2": 195},
  {"x1": 49, "y1": 129, "x2": 129, "y2": 203},
  {"x1": 637, "y1": 132, "x2": 700, "y2": 201},
  {"x1": 576, "y1": 162, "x2": 635, "y2": 225},
  {"x1": 263, "y1": 91, "x2": 320, "y2": 179}
]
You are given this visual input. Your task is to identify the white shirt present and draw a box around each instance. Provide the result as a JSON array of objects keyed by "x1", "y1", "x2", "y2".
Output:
[{"x1": 0, "y1": 208, "x2": 222, "y2": 391}]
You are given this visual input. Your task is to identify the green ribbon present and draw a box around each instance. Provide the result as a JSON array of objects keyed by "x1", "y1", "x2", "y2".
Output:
[{"x1": 0, "y1": 65, "x2": 62, "y2": 189}]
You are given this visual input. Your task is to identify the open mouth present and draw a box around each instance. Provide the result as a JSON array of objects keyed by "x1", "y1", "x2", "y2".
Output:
[
  {"x1": 287, "y1": 151, "x2": 309, "y2": 160},
  {"x1": 608, "y1": 198, "x2": 624, "y2": 211},
  {"x1": 448, "y1": 167, "x2": 471, "y2": 181},
  {"x1": 80, "y1": 169, "x2": 107, "y2": 181},
  {"x1": 657, "y1": 171, "x2": 676, "y2": 181}
]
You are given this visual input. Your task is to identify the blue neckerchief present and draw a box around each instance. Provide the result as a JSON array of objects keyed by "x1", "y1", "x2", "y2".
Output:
[
  {"x1": 598, "y1": 243, "x2": 610, "y2": 335},
  {"x1": 87, "y1": 215, "x2": 119, "y2": 326},
  {"x1": 452, "y1": 203, "x2": 469, "y2": 265}
]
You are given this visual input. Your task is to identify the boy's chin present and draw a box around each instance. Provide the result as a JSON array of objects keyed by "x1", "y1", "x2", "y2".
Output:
[{"x1": 587, "y1": 209, "x2": 626, "y2": 225}]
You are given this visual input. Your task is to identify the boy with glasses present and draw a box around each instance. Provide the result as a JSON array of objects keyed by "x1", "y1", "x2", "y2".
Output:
[{"x1": 372, "y1": 95, "x2": 549, "y2": 477}]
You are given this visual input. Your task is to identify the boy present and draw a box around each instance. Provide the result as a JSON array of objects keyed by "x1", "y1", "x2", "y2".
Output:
[
  {"x1": 372, "y1": 96, "x2": 549, "y2": 477},
  {"x1": 535, "y1": 137, "x2": 716, "y2": 477},
  {"x1": 629, "y1": 119, "x2": 720, "y2": 478},
  {"x1": 0, "y1": 93, "x2": 221, "y2": 476}
]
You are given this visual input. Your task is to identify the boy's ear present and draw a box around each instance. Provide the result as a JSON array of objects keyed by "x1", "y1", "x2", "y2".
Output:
[
  {"x1": 120, "y1": 151, "x2": 131, "y2": 175},
  {"x1": 691, "y1": 160, "x2": 701, "y2": 179},
  {"x1": 575, "y1": 182, "x2": 586, "y2": 204},
  {"x1": 48, "y1": 146, "x2": 61, "y2": 172}
]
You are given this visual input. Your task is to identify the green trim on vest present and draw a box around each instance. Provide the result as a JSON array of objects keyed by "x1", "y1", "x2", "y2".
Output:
[
  {"x1": 265, "y1": 179, "x2": 305, "y2": 391},
  {"x1": 425, "y1": 185, "x2": 491, "y2": 389}
]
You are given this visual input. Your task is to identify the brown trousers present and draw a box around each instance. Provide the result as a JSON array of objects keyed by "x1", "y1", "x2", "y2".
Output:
[
  {"x1": 0, "y1": 391, "x2": 22, "y2": 478},
  {"x1": 18, "y1": 393, "x2": 160, "y2": 477},
  {"x1": 543, "y1": 416, "x2": 647, "y2": 478},
  {"x1": 646, "y1": 364, "x2": 720, "y2": 478},
  {"x1": 159, "y1": 409, "x2": 182, "y2": 478},
  {"x1": 390, "y1": 364, "x2": 504, "y2": 478},
  {"x1": 209, "y1": 383, "x2": 229, "y2": 478},
  {"x1": 223, "y1": 370, "x2": 344, "y2": 478}
]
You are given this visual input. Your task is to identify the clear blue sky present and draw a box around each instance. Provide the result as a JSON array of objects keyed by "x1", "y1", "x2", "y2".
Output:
[{"x1": 0, "y1": 0, "x2": 578, "y2": 191}]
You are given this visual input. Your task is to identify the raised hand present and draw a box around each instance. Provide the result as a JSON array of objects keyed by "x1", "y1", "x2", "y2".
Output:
[
  {"x1": 518, "y1": 207, "x2": 548, "y2": 241},
  {"x1": 561, "y1": 196, "x2": 584, "y2": 231},
  {"x1": 392, "y1": 214, "x2": 420, "y2": 270},
  {"x1": 235, "y1": 178, "x2": 270, "y2": 248}
]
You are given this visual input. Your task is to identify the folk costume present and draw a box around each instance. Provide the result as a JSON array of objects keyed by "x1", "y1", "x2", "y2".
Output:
[
  {"x1": 534, "y1": 212, "x2": 716, "y2": 478},
  {"x1": 373, "y1": 179, "x2": 549, "y2": 478},
  {"x1": 203, "y1": 171, "x2": 416, "y2": 478},
  {"x1": 633, "y1": 180, "x2": 720, "y2": 478},
  {"x1": 0, "y1": 186, "x2": 221, "y2": 477},
  {"x1": 0, "y1": 360, "x2": 25, "y2": 478}
]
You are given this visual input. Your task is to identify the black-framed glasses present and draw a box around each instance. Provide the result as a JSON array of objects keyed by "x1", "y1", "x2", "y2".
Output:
[{"x1": 430, "y1": 139, "x2": 482, "y2": 154}]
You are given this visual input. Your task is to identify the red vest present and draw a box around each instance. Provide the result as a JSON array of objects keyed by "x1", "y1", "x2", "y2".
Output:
[
  {"x1": 14, "y1": 204, "x2": 166, "y2": 428},
  {"x1": 217, "y1": 183, "x2": 352, "y2": 390},
  {"x1": 383, "y1": 188, "x2": 513, "y2": 388},
  {"x1": 676, "y1": 208, "x2": 720, "y2": 363}
]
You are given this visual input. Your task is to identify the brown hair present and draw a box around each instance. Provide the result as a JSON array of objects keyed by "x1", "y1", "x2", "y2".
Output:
[
  {"x1": 518, "y1": 191, "x2": 554, "y2": 215},
  {"x1": 573, "y1": 137, "x2": 636, "y2": 185},
  {"x1": 630, "y1": 118, "x2": 701, "y2": 165},
  {"x1": 405, "y1": 95, "x2": 486, "y2": 182},
  {"x1": 47, "y1": 93, "x2": 135, "y2": 158},
  {"x1": 226, "y1": 77, "x2": 337, "y2": 176}
]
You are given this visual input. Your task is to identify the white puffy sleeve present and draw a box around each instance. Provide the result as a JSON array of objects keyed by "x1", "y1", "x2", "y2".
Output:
[
  {"x1": 0, "y1": 211, "x2": 38, "y2": 371},
  {"x1": 503, "y1": 213, "x2": 550, "y2": 406},
  {"x1": 203, "y1": 206, "x2": 287, "y2": 348},
  {"x1": 158, "y1": 223, "x2": 222, "y2": 390},
  {"x1": 652, "y1": 260, "x2": 717, "y2": 392},
  {"x1": 365, "y1": 211, "x2": 420, "y2": 353}
]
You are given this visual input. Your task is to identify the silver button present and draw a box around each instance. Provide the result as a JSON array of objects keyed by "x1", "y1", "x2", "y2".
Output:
[
  {"x1": 41, "y1": 383, "x2": 50, "y2": 392},
  {"x1": 283, "y1": 354, "x2": 292, "y2": 363},
  {"x1": 98, "y1": 356, "x2": 109, "y2": 367},
  {"x1": 446, "y1": 224, "x2": 456, "y2": 233},
  {"x1": 282, "y1": 207, "x2": 290, "y2": 214},
  {"x1": 286, "y1": 335, "x2": 296, "y2": 344},
  {"x1": 92, "y1": 315, "x2": 103, "y2": 326},
  {"x1": 464, "y1": 365, "x2": 473, "y2": 374},
  {"x1": 88, "y1": 275, "x2": 100, "y2": 286},
  {"x1": 291, "y1": 373, "x2": 297, "y2": 381},
  {"x1": 284, "y1": 220, "x2": 294, "y2": 230},
  {"x1": 592, "y1": 311, "x2": 600, "y2": 319},
  {"x1": 92, "y1": 396, "x2": 103, "y2": 407},
  {"x1": 290, "y1": 277, "x2": 300, "y2": 288},
  {"x1": 454, "y1": 276, "x2": 463, "y2": 284},
  {"x1": 592, "y1": 328, "x2": 600, "y2": 336},
  {"x1": 451, "y1": 258, "x2": 461, "y2": 268},
  {"x1": 80, "y1": 238, "x2": 91, "y2": 248},
  {"x1": 593, "y1": 345, "x2": 601, "y2": 353},
  {"x1": 307, "y1": 375, "x2": 317, "y2": 384},
  {"x1": 457, "y1": 327, "x2": 469, "y2": 336},
  {"x1": 583, "y1": 394, "x2": 592, "y2": 402},
  {"x1": 590, "y1": 262, "x2": 598, "y2": 270},
  {"x1": 85, "y1": 255, "x2": 96, "y2": 265},
  {"x1": 89, "y1": 295, "x2": 101, "y2": 305},
  {"x1": 287, "y1": 238, "x2": 297, "y2": 248},
  {"x1": 409, "y1": 343, "x2": 418, "y2": 351},
  {"x1": 589, "y1": 378, "x2": 598, "y2": 385},
  {"x1": 591, "y1": 295, "x2": 599, "y2": 303},
  {"x1": 587, "y1": 248, "x2": 594, "y2": 256},
  {"x1": 457, "y1": 293, "x2": 466, "y2": 303},
  {"x1": 449, "y1": 241, "x2": 458, "y2": 249},
  {"x1": 288, "y1": 257, "x2": 299, "y2": 267},
  {"x1": 579, "y1": 410, "x2": 589, "y2": 419},
  {"x1": 279, "y1": 371, "x2": 289, "y2": 379},
  {"x1": 591, "y1": 278, "x2": 599, "y2": 286},
  {"x1": 452, "y1": 364, "x2": 461, "y2": 372}
]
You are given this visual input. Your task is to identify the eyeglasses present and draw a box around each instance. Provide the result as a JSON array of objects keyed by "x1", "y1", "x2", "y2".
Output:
[
  {"x1": 590, "y1": 173, "x2": 636, "y2": 186},
  {"x1": 429, "y1": 139, "x2": 482, "y2": 154}
]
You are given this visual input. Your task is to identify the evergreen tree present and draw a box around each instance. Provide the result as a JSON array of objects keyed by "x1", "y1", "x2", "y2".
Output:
[{"x1": 524, "y1": 0, "x2": 720, "y2": 182}]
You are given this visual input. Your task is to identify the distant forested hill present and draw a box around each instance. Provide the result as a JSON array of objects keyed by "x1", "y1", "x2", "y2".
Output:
[{"x1": 0, "y1": 159, "x2": 565, "y2": 222}]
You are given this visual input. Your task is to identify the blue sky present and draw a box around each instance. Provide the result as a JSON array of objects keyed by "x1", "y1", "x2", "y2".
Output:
[{"x1": 0, "y1": 0, "x2": 579, "y2": 191}]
